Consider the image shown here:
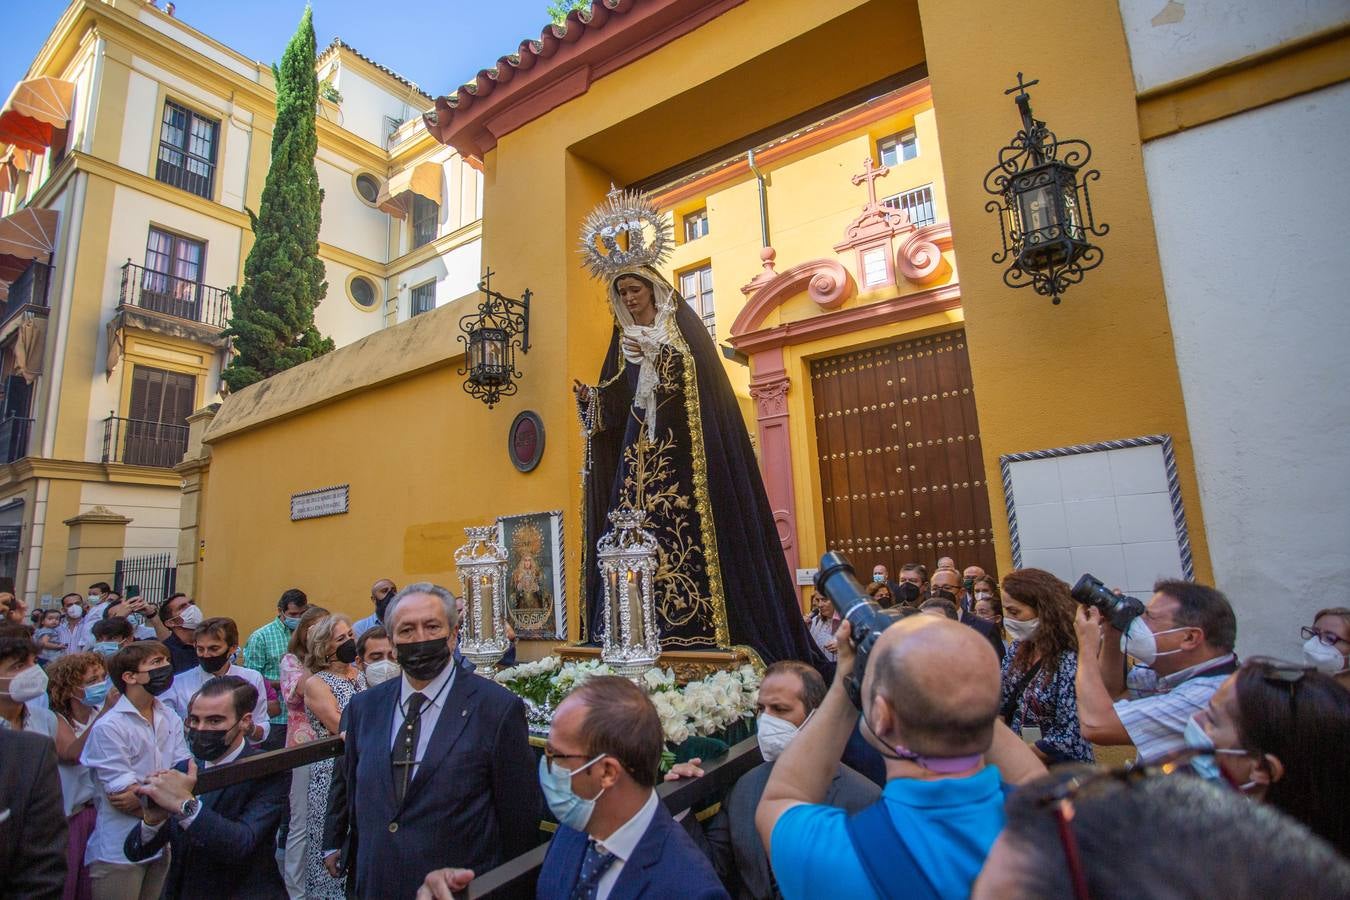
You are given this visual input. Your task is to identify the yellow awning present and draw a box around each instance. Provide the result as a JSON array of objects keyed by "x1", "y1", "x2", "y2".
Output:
[
  {"x1": 0, "y1": 207, "x2": 59, "y2": 283},
  {"x1": 376, "y1": 161, "x2": 443, "y2": 218},
  {"x1": 0, "y1": 77, "x2": 75, "y2": 154}
]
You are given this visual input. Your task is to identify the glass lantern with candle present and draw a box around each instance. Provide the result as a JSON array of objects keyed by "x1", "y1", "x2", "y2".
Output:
[
  {"x1": 455, "y1": 525, "x2": 510, "y2": 672},
  {"x1": 596, "y1": 508, "x2": 661, "y2": 678}
]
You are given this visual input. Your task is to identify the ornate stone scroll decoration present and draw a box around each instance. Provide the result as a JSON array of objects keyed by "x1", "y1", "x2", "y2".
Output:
[
  {"x1": 833, "y1": 156, "x2": 915, "y2": 290},
  {"x1": 897, "y1": 222, "x2": 955, "y2": 285},
  {"x1": 737, "y1": 253, "x2": 857, "y2": 314}
]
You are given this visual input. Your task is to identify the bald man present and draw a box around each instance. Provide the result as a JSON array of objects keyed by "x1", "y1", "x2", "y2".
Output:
[
  {"x1": 757, "y1": 616, "x2": 1044, "y2": 900},
  {"x1": 353, "y1": 578, "x2": 397, "y2": 638}
]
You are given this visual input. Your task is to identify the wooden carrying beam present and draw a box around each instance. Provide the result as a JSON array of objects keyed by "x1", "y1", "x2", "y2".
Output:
[
  {"x1": 194, "y1": 736, "x2": 345, "y2": 794},
  {"x1": 457, "y1": 735, "x2": 765, "y2": 900}
]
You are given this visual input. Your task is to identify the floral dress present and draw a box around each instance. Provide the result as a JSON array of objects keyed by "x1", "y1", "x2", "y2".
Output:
[
  {"x1": 279, "y1": 653, "x2": 317, "y2": 748},
  {"x1": 999, "y1": 642, "x2": 1095, "y2": 763},
  {"x1": 304, "y1": 669, "x2": 366, "y2": 899}
]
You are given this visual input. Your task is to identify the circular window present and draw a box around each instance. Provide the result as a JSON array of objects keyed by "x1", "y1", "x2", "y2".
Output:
[
  {"x1": 349, "y1": 275, "x2": 379, "y2": 310},
  {"x1": 355, "y1": 173, "x2": 380, "y2": 204}
]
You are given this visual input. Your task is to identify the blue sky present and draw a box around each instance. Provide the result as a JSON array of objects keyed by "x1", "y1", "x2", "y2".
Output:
[{"x1": 4, "y1": 0, "x2": 564, "y2": 103}]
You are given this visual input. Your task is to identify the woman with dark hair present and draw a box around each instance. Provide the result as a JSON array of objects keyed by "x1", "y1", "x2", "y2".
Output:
[
  {"x1": 972, "y1": 580, "x2": 1005, "y2": 642},
  {"x1": 1185, "y1": 657, "x2": 1350, "y2": 854},
  {"x1": 865, "y1": 579, "x2": 895, "y2": 609},
  {"x1": 998, "y1": 568, "x2": 1094, "y2": 763}
]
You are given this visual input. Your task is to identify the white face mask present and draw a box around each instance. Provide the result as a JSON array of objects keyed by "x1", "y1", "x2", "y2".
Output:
[
  {"x1": 177, "y1": 604, "x2": 204, "y2": 629},
  {"x1": 365, "y1": 659, "x2": 401, "y2": 686},
  {"x1": 756, "y1": 712, "x2": 802, "y2": 762},
  {"x1": 1121, "y1": 618, "x2": 1190, "y2": 666},
  {"x1": 1, "y1": 665, "x2": 48, "y2": 704},
  {"x1": 1303, "y1": 637, "x2": 1347, "y2": 674},
  {"x1": 974, "y1": 591, "x2": 993, "y2": 602},
  {"x1": 88, "y1": 594, "x2": 101, "y2": 605},
  {"x1": 66, "y1": 604, "x2": 84, "y2": 620},
  {"x1": 1003, "y1": 616, "x2": 1039, "y2": 642}
]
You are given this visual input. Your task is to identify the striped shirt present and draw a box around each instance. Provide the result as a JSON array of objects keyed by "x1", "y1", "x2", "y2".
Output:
[{"x1": 1113, "y1": 653, "x2": 1236, "y2": 762}]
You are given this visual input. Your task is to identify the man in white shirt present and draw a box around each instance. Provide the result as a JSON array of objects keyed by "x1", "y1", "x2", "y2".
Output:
[
  {"x1": 55, "y1": 593, "x2": 90, "y2": 656},
  {"x1": 81, "y1": 641, "x2": 188, "y2": 900},
  {"x1": 162, "y1": 617, "x2": 269, "y2": 744},
  {"x1": 126, "y1": 675, "x2": 288, "y2": 899},
  {"x1": 0, "y1": 635, "x2": 58, "y2": 739}
]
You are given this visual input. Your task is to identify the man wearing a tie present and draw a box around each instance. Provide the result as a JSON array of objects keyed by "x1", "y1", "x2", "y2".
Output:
[
  {"x1": 326, "y1": 583, "x2": 541, "y2": 900},
  {"x1": 532, "y1": 677, "x2": 727, "y2": 900}
]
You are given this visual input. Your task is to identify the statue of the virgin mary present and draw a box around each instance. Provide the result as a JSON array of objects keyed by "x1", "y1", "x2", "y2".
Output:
[{"x1": 574, "y1": 188, "x2": 820, "y2": 666}]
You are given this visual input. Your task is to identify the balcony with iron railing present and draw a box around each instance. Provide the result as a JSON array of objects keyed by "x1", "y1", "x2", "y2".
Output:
[
  {"x1": 114, "y1": 261, "x2": 233, "y2": 350},
  {"x1": 101, "y1": 415, "x2": 189, "y2": 468},
  {"x1": 2, "y1": 261, "x2": 52, "y2": 327},
  {"x1": 0, "y1": 417, "x2": 34, "y2": 465}
]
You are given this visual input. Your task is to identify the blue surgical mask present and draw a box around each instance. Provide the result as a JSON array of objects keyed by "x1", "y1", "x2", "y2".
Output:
[
  {"x1": 92, "y1": 641, "x2": 120, "y2": 658},
  {"x1": 283, "y1": 616, "x2": 302, "y2": 631},
  {"x1": 872, "y1": 573, "x2": 885, "y2": 584},
  {"x1": 538, "y1": 753, "x2": 606, "y2": 831},
  {"x1": 82, "y1": 680, "x2": 111, "y2": 708},
  {"x1": 1183, "y1": 714, "x2": 1252, "y2": 786}
]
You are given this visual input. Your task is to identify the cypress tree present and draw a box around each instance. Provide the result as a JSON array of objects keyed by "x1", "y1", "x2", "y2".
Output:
[{"x1": 223, "y1": 6, "x2": 333, "y2": 391}]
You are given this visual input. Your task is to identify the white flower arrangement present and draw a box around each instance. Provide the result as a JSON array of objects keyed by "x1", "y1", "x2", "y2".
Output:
[{"x1": 494, "y1": 656, "x2": 761, "y2": 745}]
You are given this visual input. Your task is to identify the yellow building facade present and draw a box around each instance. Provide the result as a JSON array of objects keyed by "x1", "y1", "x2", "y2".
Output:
[
  {"x1": 0, "y1": 0, "x2": 483, "y2": 606},
  {"x1": 182, "y1": 0, "x2": 1346, "y2": 662}
]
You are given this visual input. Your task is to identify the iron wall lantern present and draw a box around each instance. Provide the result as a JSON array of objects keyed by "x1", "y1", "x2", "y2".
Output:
[
  {"x1": 459, "y1": 268, "x2": 530, "y2": 407},
  {"x1": 985, "y1": 73, "x2": 1108, "y2": 304}
]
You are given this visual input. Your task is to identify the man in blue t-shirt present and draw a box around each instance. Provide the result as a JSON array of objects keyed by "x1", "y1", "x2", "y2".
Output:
[{"x1": 756, "y1": 614, "x2": 1047, "y2": 900}]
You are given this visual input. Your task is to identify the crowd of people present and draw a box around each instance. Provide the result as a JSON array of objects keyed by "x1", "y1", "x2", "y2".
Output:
[{"x1": 0, "y1": 561, "x2": 1347, "y2": 899}]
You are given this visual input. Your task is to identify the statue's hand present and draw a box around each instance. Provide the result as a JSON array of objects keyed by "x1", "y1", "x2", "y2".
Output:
[{"x1": 572, "y1": 379, "x2": 592, "y2": 403}]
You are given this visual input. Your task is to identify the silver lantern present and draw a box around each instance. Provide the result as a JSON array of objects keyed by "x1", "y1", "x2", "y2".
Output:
[
  {"x1": 455, "y1": 525, "x2": 510, "y2": 673},
  {"x1": 597, "y1": 508, "x2": 661, "y2": 678}
]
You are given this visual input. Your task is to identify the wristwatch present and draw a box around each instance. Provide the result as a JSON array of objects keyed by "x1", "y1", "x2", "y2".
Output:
[{"x1": 177, "y1": 797, "x2": 201, "y2": 819}]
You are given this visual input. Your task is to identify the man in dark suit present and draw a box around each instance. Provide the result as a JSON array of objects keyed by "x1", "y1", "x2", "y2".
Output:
[
  {"x1": 0, "y1": 728, "x2": 67, "y2": 899},
  {"x1": 326, "y1": 583, "x2": 541, "y2": 900},
  {"x1": 124, "y1": 675, "x2": 287, "y2": 899},
  {"x1": 932, "y1": 569, "x2": 1005, "y2": 663}
]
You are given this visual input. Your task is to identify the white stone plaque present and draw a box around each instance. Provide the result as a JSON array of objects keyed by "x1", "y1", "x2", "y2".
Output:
[
  {"x1": 795, "y1": 567, "x2": 819, "y2": 586},
  {"x1": 290, "y1": 485, "x2": 349, "y2": 521}
]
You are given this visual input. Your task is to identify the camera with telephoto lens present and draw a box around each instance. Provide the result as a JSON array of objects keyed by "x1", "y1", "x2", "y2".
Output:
[
  {"x1": 815, "y1": 551, "x2": 906, "y2": 709},
  {"x1": 1070, "y1": 573, "x2": 1146, "y2": 632}
]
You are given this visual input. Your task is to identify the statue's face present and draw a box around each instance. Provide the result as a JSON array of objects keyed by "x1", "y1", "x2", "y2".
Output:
[{"x1": 616, "y1": 276, "x2": 656, "y2": 324}]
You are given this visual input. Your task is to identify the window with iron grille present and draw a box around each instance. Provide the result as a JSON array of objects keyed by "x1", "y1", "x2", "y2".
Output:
[
  {"x1": 141, "y1": 228, "x2": 206, "y2": 319},
  {"x1": 882, "y1": 184, "x2": 936, "y2": 228},
  {"x1": 156, "y1": 100, "x2": 218, "y2": 199},
  {"x1": 683, "y1": 208, "x2": 709, "y2": 242},
  {"x1": 411, "y1": 195, "x2": 438, "y2": 248},
  {"x1": 410, "y1": 281, "x2": 436, "y2": 316},
  {"x1": 678, "y1": 265, "x2": 716, "y2": 340},
  {"x1": 878, "y1": 130, "x2": 918, "y2": 167}
]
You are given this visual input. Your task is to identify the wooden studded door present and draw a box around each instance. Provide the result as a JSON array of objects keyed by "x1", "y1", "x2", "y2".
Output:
[{"x1": 810, "y1": 329, "x2": 997, "y2": 579}]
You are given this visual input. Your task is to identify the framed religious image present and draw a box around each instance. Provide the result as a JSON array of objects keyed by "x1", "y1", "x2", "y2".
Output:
[{"x1": 496, "y1": 510, "x2": 565, "y2": 639}]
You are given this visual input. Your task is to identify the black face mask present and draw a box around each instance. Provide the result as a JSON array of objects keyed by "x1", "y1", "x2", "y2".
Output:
[
  {"x1": 187, "y1": 723, "x2": 240, "y2": 762},
  {"x1": 334, "y1": 638, "x2": 358, "y2": 665},
  {"x1": 396, "y1": 637, "x2": 452, "y2": 681},
  {"x1": 896, "y1": 582, "x2": 922, "y2": 606},
  {"x1": 375, "y1": 591, "x2": 395, "y2": 622},
  {"x1": 143, "y1": 664, "x2": 175, "y2": 697},
  {"x1": 198, "y1": 652, "x2": 231, "y2": 675},
  {"x1": 930, "y1": 588, "x2": 958, "y2": 604}
]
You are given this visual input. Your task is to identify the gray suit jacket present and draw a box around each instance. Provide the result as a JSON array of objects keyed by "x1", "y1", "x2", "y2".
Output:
[{"x1": 704, "y1": 760, "x2": 880, "y2": 899}]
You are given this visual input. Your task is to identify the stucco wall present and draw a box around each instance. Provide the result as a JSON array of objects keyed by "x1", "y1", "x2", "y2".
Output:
[
  {"x1": 1143, "y1": 81, "x2": 1350, "y2": 659},
  {"x1": 1118, "y1": 0, "x2": 1348, "y2": 91}
]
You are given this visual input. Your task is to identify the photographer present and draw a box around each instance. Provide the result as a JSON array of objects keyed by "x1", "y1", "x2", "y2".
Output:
[
  {"x1": 756, "y1": 613, "x2": 1045, "y2": 900},
  {"x1": 1074, "y1": 579, "x2": 1237, "y2": 762}
]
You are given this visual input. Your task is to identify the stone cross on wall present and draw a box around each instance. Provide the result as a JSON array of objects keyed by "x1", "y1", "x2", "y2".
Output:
[{"x1": 851, "y1": 156, "x2": 891, "y2": 208}]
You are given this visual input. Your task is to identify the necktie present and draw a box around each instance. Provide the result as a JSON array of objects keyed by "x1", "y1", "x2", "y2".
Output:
[
  {"x1": 392, "y1": 692, "x2": 426, "y2": 807},
  {"x1": 571, "y1": 841, "x2": 617, "y2": 900}
]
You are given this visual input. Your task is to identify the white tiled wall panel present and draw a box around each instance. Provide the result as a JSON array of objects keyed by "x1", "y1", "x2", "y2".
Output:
[{"x1": 1008, "y1": 444, "x2": 1184, "y2": 595}]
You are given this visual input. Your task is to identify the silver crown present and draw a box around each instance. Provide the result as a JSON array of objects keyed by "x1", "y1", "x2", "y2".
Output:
[{"x1": 578, "y1": 184, "x2": 673, "y2": 280}]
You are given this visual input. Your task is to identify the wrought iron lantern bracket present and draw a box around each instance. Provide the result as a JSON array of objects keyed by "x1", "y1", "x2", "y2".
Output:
[
  {"x1": 984, "y1": 73, "x2": 1109, "y2": 304},
  {"x1": 458, "y1": 268, "x2": 532, "y2": 408}
]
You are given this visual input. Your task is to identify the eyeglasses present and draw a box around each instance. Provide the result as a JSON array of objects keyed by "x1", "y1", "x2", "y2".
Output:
[
  {"x1": 542, "y1": 748, "x2": 597, "y2": 775},
  {"x1": 1035, "y1": 749, "x2": 1217, "y2": 900},
  {"x1": 1301, "y1": 626, "x2": 1350, "y2": 650}
]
